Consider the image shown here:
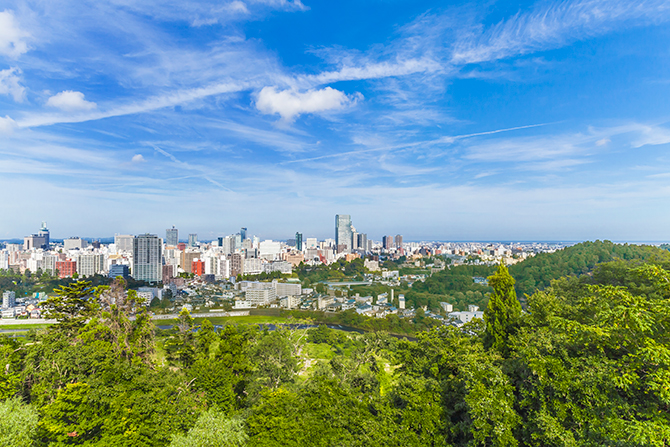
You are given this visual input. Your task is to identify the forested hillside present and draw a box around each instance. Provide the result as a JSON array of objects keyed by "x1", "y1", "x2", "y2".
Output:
[
  {"x1": 3, "y1": 257, "x2": 670, "y2": 446},
  {"x1": 508, "y1": 240, "x2": 670, "y2": 296},
  {"x1": 410, "y1": 240, "x2": 670, "y2": 312}
]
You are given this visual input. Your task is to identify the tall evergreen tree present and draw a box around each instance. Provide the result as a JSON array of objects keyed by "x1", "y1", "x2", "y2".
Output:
[{"x1": 483, "y1": 263, "x2": 521, "y2": 352}]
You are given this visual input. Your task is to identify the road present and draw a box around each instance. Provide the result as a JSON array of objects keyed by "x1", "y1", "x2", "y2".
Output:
[{"x1": 0, "y1": 310, "x2": 250, "y2": 326}]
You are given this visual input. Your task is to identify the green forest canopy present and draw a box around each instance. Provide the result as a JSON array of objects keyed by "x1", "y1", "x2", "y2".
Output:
[{"x1": 3, "y1": 254, "x2": 670, "y2": 446}]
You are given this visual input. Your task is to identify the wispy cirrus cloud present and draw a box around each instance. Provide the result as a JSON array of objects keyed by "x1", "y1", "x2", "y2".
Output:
[{"x1": 451, "y1": 0, "x2": 670, "y2": 65}]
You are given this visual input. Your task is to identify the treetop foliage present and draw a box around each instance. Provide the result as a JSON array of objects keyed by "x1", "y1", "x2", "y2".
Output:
[{"x1": 3, "y1": 246, "x2": 670, "y2": 446}]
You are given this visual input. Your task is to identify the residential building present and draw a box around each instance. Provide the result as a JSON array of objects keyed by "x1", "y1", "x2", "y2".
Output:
[
  {"x1": 56, "y1": 259, "x2": 77, "y2": 278},
  {"x1": 76, "y1": 253, "x2": 105, "y2": 277},
  {"x1": 192, "y1": 259, "x2": 205, "y2": 276},
  {"x1": 395, "y1": 234, "x2": 403, "y2": 248},
  {"x1": 264, "y1": 260, "x2": 292, "y2": 274},
  {"x1": 246, "y1": 287, "x2": 276, "y2": 305},
  {"x1": 383, "y1": 236, "x2": 393, "y2": 250},
  {"x1": 230, "y1": 253, "x2": 244, "y2": 276},
  {"x1": 2, "y1": 291, "x2": 16, "y2": 308},
  {"x1": 132, "y1": 234, "x2": 162, "y2": 283},
  {"x1": 276, "y1": 282, "x2": 301, "y2": 297},
  {"x1": 244, "y1": 258, "x2": 263, "y2": 275},
  {"x1": 180, "y1": 251, "x2": 199, "y2": 273}
]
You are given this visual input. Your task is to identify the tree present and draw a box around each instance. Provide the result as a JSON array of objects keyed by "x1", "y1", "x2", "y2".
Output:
[
  {"x1": 0, "y1": 397, "x2": 39, "y2": 447},
  {"x1": 483, "y1": 263, "x2": 521, "y2": 352},
  {"x1": 164, "y1": 308, "x2": 196, "y2": 367},
  {"x1": 42, "y1": 280, "x2": 95, "y2": 334},
  {"x1": 169, "y1": 409, "x2": 247, "y2": 447}
]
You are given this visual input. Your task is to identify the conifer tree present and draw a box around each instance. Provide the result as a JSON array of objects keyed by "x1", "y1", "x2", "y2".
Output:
[{"x1": 483, "y1": 262, "x2": 521, "y2": 352}]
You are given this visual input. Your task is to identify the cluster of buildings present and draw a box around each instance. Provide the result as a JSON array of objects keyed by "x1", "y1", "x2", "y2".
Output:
[
  {"x1": 0, "y1": 218, "x2": 568, "y2": 322},
  {"x1": 1, "y1": 290, "x2": 45, "y2": 319}
]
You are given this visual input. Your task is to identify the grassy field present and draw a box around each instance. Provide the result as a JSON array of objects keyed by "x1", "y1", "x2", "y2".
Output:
[{"x1": 0, "y1": 323, "x2": 51, "y2": 331}]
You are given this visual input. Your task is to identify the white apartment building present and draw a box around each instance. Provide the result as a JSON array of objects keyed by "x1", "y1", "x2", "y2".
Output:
[
  {"x1": 275, "y1": 281, "x2": 301, "y2": 297},
  {"x1": 245, "y1": 288, "x2": 276, "y2": 305},
  {"x1": 76, "y1": 253, "x2": 105, "y2": 277},
  {"x1": 2, "y1": 291, "x2": 16, "y2": 308}
]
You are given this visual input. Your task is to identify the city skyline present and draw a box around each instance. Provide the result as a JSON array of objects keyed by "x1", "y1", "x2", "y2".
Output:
[{"x1": 2, "y1": 1, "x2": 670, "y2": 241}]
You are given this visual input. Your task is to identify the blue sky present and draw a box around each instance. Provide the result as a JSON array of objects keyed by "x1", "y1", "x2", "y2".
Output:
[{"x1": 1, "y1": 0, "x2": 670, "y2": 241}]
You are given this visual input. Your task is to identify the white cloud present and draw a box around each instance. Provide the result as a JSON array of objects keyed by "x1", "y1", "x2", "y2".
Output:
[
  {"x1": 0, "y1": 67, "x2": 25, "y2": 102},
  {"x1": 0, "y1": 10, "x2": 30, "y2": 58},
  {"x1": 631, "y1": 125, "x2": 670, "y2": 148},
  {"x1": 0, "y1": 115, "x2": 17, "y2": 134},
  {"x1": 256, "y1": 86, "x2": 359, "y2": 121},
  {"x1": 132, "y1": 154, "x2": 146, "y2": 163},
  {"x1": 46, "y1": 91, "x2": 97, "y2": 111},
  {"x1": 596, "y1": 138, "x2": 610, "y2": 146},
  {"x1": 250, "y1": 0, "x2": 308, "y2": 12},
  {"x1": 451, "y1": 0, "x2": 670, "y2": 65}
]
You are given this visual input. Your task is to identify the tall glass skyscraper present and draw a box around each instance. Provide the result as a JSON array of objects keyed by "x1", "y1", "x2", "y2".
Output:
[
  {"x1": 295, "y1": 232, "x2": 303, "y2": 251},
  {"x1": 335, "y1": 214, "x2": 353, "y2": 251},
  {"x1": 166, "y1": 226, "x2": 178, "y2": 246},
  {"x1": 188, "y1": 233, "x2": 198, "y2": 247}
]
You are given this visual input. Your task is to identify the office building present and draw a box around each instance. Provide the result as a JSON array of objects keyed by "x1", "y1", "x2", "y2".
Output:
[
  {"x1": 132, "y1": 234, "x2": 162, "y2": 283},
  {"x1": 23, "y1": 222, "x2": 50, "y2": 250},
  {"x1": 335, "y1": 214, "x2": 353, "y2": 251},
  {"x1": 383, "y1": 236, "x2": 393, "y2": 250},
  {"x1": 295, "y1": 232, "x2": 303, "y2": 251},
  {"x1": 166, "y1": 226, "x2": 178, "y2": 246},
  {"x1": 115, "y1": 234, "x2": 134, "y2": 252},
  {"x1": 109, "y1": 264, "x2": 130, "y2": 279},
  {"x1": 64, "y1": 237, "x2": 88, "y2": 251},
  {"x1": 188, "y1": 234, "x2": 198, "y2": 247},
  {"x1": 240, "y1": 227, "x2": 247, "y2": 241},
  {"x1": 395, "y1": 234, "x2": 403, "y2": 248},
  {"x1": 357, "y1": 233, "x2": 368, "y2": 252}
]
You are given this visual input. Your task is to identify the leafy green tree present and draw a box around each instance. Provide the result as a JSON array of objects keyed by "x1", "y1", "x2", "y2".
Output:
[
  {"x1": 0, "y1": 397, "x2": 39, "y2": 447},
  {"x1": 164, "y1": 308, "x2": 197, "y2": 367},
  {"x1": 169, "y1": 409, "x2": 247, "y2": 447},
  {"x1": 0, "y1": 335, "x2": 23, "y2": 400},
  {"x1": 42, "y1": 280, "x2": 95, "y2": 335},
  {"x1": 484, "y1": 263, "x2": 521, "y2": 352}
]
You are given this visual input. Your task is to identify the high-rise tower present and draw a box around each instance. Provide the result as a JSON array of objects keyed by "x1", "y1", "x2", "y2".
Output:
[
  {"x1": 132, "y1": 234, "x2": 162, "y2": 283},
  {"x1": 166, "y1": 226, "x2": 178, "y2": 246},
  {"x1": 335, "y1": 215, "x2": 353, "y2": 251}
]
